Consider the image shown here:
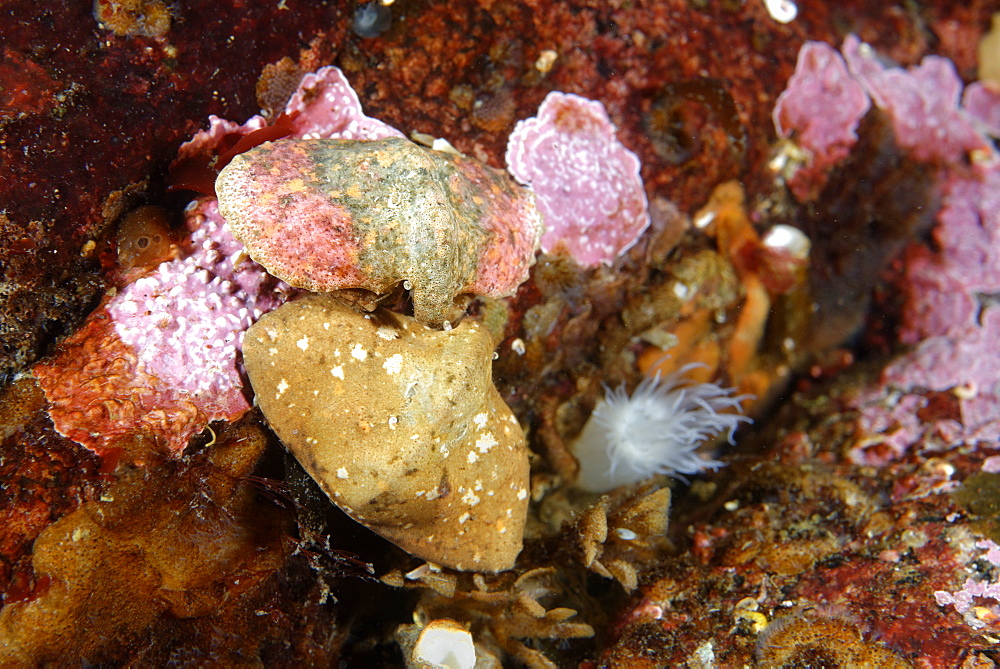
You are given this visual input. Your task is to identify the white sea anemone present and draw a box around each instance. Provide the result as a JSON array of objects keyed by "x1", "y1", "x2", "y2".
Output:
[{"x1": 573, "y1": 364, "x2": 752, "y2": 493}]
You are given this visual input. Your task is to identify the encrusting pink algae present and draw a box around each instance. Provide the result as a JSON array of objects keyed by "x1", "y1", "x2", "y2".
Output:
[
  {"x1": 28, "y1": 68, "x2": 390, "y2": 456},
  {"x1": 506, "y1": 91, "x2": 649, "y2": 267},
  {"x1": 32, "y1": 199, "x2": 291, "y2": 454}
]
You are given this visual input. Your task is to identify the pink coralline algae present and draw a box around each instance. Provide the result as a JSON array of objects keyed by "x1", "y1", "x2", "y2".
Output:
[
  {"x1": 935, "y1": 539, "x2": 1000, "y2": 629},
  {"x1": 826, "y1": 37, "x2": 1000, "y2": 464},
  {"x1": 773, "y1": 41, "x2": 870, "y2": 171},
  {"x1": 33, "y1": 65, "x2": 402, "y2": 456},
  {"x1": 283, "y1": 67, "x2": 404, "y2": 141},
  {"x1": 774, "y1": 36, "x2": 995, "y2": 200},
  {"x1": 853, "y1": 168, "x2": 1000, "y2": 463},
  {"x1": 840, "y1": 35, "x2": 991, "y2": 165},
  {"x1": 33, "y1": 200, "x2": 293, "y2": 455},
  {"x1": 174, "y1": 65, "x2": 403, "y2": 170},
  {"x1": 899, "y1": 169, "x2": 1000, "y2": 342},
  {"x1": 505, "y1": 91, "x2": 649, "y2": 267},
  {"x1": 963, "y1": 82, "x2": 1000, "y2": 139}
]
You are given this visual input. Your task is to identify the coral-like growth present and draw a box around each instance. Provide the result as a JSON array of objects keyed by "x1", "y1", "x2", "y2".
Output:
[
  {"x1": 935, "y1": 538, "x2": 1000, "y2": 629},
  {"x1": 109, "y1": 201, "x2": 288, "y2": 399},
  {"x1": 176, "y1": 65, "x2": 402, "y2": 163},
  {"x1": 964, "y1": 82, "x2": 1000, "y2": 138},
  {"x1": 774, "y1": 36, "x2": 996, "y2": 201},
  {"x1": 573, "y1": 365, "x2": 751, "y2": 493},
  {"x1": 773, "y1": 41, "x2": 870, "y2": 171},
  {"x1": 850, "y1": 124, "x2": 1000, "y2": 461},
  {"x1": 284, "y1": 66, "x2": 404, "y2": 140},
  {"x1": 828, "y1": 36, "x2": 1000, "y2": 464},
  {"x1": 855, "y1": 302, "x2": 1000, "y2": 464},
  {"x1": 33, "y1": 200, "x2": 292, "y2": 455},
  {"x1": 774, "y1": 37, "x2": 1000, "y2": 464},
  {"x1": 505, "y1": 91, "x2": 649, "y2": 267},
  {"x1": 170, "y1": 66, "x2": 404, "y2": 195},
  {"x1": 899, "y1": 168, "x2": 1000, "y2": 342},
  {"x1": 32, "y1": 65, "x2": 409, "y2": 457},
  {"x1": 841, "y1": 35, "x2": 991, "y2": 165}
]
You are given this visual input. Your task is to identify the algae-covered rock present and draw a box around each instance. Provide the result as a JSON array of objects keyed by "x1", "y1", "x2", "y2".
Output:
[{"x1": 217, "y1": 138, "x2": 543, "y2": 327}]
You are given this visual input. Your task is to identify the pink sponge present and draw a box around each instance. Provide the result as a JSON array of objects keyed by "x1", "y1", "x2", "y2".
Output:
[{"x1": 506, "y1": 92, "x2": 649, "y2": 267}]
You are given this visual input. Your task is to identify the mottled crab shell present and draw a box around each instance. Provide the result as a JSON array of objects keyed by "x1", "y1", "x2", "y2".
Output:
[
  {"x1": 243, "y1": 294, "x2": 530, "y2": 572},
  {"x1": 216, "y1": 138, "x2": 543, "y2": 327}
]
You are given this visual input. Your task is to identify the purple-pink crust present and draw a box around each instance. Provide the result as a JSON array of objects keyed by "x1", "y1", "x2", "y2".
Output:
[
  {"x1": 851, "y1": 161, "x2": 1000, "y2": 465},
  {"x1": 176, "y1": 65, "x2": 403, "y2": 163},
  {"x1": 841, "y1": 35, "x2": 991, "y2": 165},
  {"x1": 855, "y1": 168, "x2": 1000, "y2": 459},
  {"x1": 284, "y1": 66, "x2": 405, "y2": 140},
  {"x1": 505, "y1": 91, "x2": 649, "y2": 267},
  {"x1": 935, "y1": 539, "x2": 1000, "y2": 629},
  {"x1": 33, "y1": 199, "x2": 294, "y2": 455},
  {"x1": 774, "y1": 36, "x2": 998, "y2": 202},
  {"x1": 793, "y1": 38, "x2": 1000, "y2": 465},
  {"x1": 962, "y1": 82, "x2": 1000, "y2": 139},
  {"x1": 772, "y1": 41, "x2": 870, "y2": 168}
]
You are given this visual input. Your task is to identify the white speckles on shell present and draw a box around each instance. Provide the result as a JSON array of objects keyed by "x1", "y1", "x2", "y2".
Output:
[
  {"x1": 242, "y1": 294, "x2": 529, "y2": 572},
  {"x1": 377, "y1": 326, "x2": 398, "y2": 341},
  {"x1": 383, "y1": 353, "x2": 403, "y2": 374},
  {"x1": 475, "y1": 433, "x2": 498, "y2": 453}
]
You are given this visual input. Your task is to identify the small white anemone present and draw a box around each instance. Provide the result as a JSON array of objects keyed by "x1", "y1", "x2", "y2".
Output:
[{"x1": 574, "y1": 364, "x2": 752, "y2": 493}]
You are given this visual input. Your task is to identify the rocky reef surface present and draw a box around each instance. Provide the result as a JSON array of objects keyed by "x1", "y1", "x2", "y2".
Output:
[{"x1": 3, "y1": 0, "x2": 1000, "y2": 665}]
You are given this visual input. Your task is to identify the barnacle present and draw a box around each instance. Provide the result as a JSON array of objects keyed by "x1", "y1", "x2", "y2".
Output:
[{"x1": 384, "y1": 566, "x2": 595, "y2": 668}]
